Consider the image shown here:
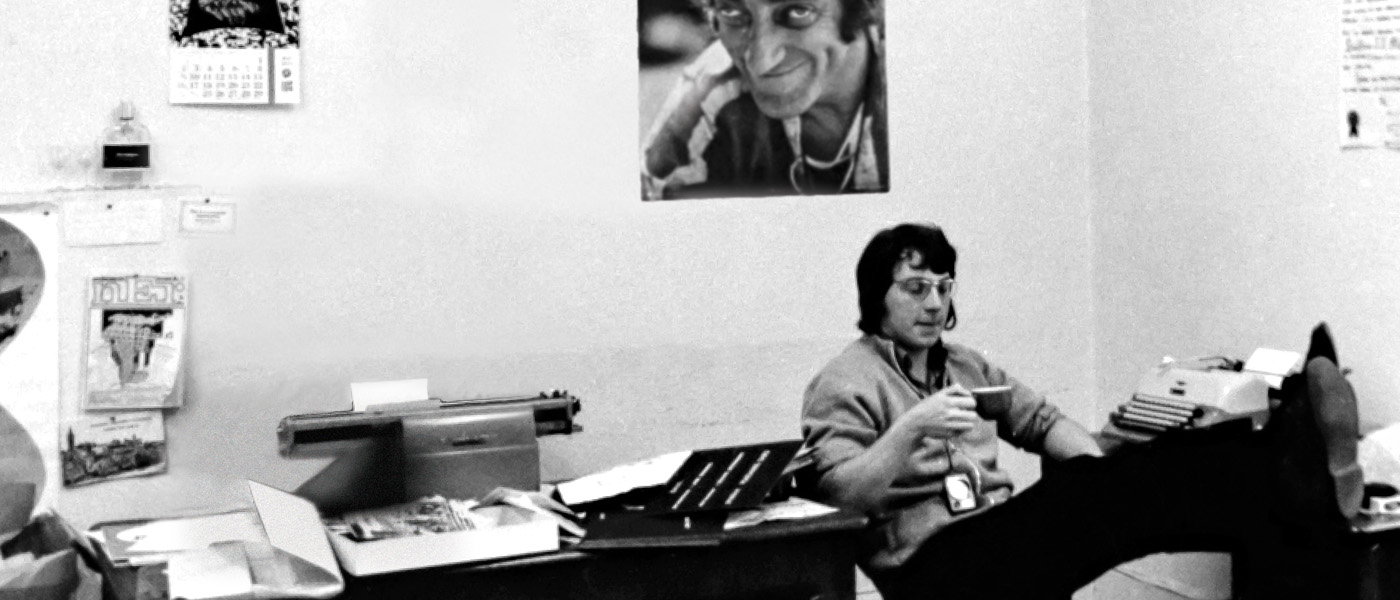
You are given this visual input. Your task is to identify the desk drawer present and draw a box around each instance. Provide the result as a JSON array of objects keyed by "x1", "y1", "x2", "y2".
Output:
[{"x1": 342, "y1": 532, "x2": 858, "y2": 600}]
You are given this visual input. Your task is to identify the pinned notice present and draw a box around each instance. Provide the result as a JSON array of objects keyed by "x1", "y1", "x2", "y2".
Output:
[
  {"x1": 62, "y1": 197, "x2": 164, "y2": 246},
  {"x1": 180, "y1": 199, "x2": 236, "y2": 234}
]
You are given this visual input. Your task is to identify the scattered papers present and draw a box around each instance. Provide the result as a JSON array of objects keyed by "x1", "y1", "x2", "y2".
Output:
[
  {"x1": 0, "y1": 512, "x2": 103, "y2": 599},
  {"x1": 350, "y1": 379, "x2": 429, "y2": 411},
  {"x1": 322, "y1": 487, "x2": 584, "y2": 543},
  {"x1": 166, "y1": 544, "x2": 253, "y2": 600},
  {"x1": 723, "y1": 497, "x2": 838, "y2": 530},
  {"x1": 479, "y1": 487, "x2": 585, "y2": 539},
  {"x1": 323, "y1": 502, "x2": 558, "y2": 576},
  {"x1": 98, "y1": 511, "x2": 264, "y2": 565},
  {"x1": 556, "y1": 451, "x2": 692, "y2": 506},
  {"x1": 89, "y1": 483, "x2": 344, "y2": 598},
  {"x1": 1243, "y1": 348, "x2": 1304, "y2": 389}
]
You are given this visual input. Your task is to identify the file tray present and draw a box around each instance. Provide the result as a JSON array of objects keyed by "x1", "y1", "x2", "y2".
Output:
[
  {"x1": 655, "y1": 436, "x2": 800, "y2": 511},
  {"x1": 576, "y1": 440, "x2": 802, "y2": 549},
  {"x1": 654, "y1": 440, "x2": 803, "y2": 514}
]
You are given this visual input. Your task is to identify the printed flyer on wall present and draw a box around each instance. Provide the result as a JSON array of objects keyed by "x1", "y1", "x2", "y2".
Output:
[
  {"x1": 1340, "y1": 0, "x2": 1400, "y2": 148},
  {"x1": 61, "y1": 412, "x2": 168, "y2": 487},
  {"x1": 84, "y1": 275, "x2": 187, "y2": 410},
  {"x1": 169, "y1": 0, "x2": 302, "y2": 104}
]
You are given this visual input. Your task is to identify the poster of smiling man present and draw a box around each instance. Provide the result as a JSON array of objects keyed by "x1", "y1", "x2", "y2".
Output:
[{"x1": 639, "y1": 0, "x2": 888, "y2": 200}]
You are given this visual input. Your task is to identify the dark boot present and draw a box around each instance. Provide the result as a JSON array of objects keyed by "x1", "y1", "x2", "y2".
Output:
[
  {"x1": 1305, "y1": 356, "x2": 1363, "y2": 519},
  {"x1": 1307, "y1": 322, "x2": 1339, "y2": 365},
  {"x1": 1265, "y1": 356, "x2": 1363, "y2": 528},
  {"x1": 1266, "y1": 370, "x2": 1335, "y2": 530}
]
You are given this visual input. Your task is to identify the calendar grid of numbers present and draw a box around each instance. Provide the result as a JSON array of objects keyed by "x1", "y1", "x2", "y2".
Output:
[{"x1": 168, "y1": 0, "x2": 301, "y2": 105}]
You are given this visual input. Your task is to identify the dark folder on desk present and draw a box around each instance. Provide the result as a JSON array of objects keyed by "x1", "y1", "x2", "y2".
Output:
[{"x1": 578, "y1": 440, "x2": 803, "y2": 549}]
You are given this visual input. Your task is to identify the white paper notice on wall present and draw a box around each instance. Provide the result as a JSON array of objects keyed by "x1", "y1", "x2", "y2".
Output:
[
  {"x1": 1339, "y1": 0, "x2": 1400, "y2": 149},
  {"x1": 179, "y1": 198, "x2": 236, "y2": 234},
  {"x1": 62, "y1": 198, "x2": 165, "y2": 247}
]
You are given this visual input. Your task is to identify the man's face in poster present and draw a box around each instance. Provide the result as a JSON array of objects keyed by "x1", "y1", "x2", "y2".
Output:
[{"x1": 709, "y1": 0, "x2": 866, "y2": 120}]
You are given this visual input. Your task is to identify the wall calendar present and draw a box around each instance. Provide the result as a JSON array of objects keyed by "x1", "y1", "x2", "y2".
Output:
[{"x1": 168, "y1": 0, "x2": 302, "y2": 105}]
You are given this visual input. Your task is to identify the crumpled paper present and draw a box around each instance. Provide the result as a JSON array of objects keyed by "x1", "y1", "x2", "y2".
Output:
[{"x1": 0, "y1": 484, "x2": 102, "y2": 600}]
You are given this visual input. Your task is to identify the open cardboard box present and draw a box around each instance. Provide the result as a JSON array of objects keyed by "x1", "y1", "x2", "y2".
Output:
[
  {"x1": 258, "y1": 480, "x2": 559, "y2": 577},
  {"x1": 271, "y1": 430, "x2": 560, "y2": 577},
  {"x1": 323, "y1": 503, "x2": 559, "y2": 577}
]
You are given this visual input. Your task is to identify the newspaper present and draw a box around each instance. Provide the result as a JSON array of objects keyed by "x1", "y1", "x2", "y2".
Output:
[{"x1": 83, "y1": 275, "x2": 186, "y2": 409}]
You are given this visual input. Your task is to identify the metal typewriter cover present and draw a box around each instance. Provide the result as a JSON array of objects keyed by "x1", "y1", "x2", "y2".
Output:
[
  {"x1": 400, "y1": 407, "x2": 539, "y2": 501},
  {"x1": 276, "y1": 392, "x2": 581, "y2": 510},
  {"x1": 1133, "y1": 366, "x2": 1269, "y2": 415}
]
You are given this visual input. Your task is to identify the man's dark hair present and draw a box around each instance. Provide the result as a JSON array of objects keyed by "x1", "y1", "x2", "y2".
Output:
[
  {"x1": 697, "y1": 0, "x2": 881, "y2": 43},
  {"x1": 856, "y1": 223, "x2": 958, "y2": 335}
]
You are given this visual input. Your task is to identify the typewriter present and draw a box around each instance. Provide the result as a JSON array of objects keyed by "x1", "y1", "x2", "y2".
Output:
[
  {"x1": 1109, "y1": 359, "x2": 1270, "y2": 441},
  {"x1": 277, "y1": 390, "x2": 582, "y2": 512}
]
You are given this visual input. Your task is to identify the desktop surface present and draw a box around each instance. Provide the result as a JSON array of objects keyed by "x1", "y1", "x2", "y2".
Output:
[{"x1": 105, "y1": 508, "x2": 868, "y2": 600}]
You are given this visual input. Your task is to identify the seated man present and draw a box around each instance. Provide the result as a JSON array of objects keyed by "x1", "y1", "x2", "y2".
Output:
[
  {"x1": 801, "y1": 222, "x2": 1363, "y2": 599},
  {"x1": 641, "y1": 0, "x2": 888, "y2": 200}
]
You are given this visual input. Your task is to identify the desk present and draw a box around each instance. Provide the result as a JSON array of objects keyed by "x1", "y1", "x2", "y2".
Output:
[
  {"x1": 1350, "y1": 517, "x2": 1400, "y2": 600},
  {"x1": 1084, "y1": 424, "x2": 1400, "y2": 599},
  {"x1": 105, "y1": 509, "x2": 867, "y2": 600}
]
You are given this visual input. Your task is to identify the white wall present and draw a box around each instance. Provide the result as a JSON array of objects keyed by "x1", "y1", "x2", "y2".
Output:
[
  {"x1": 1089, "y1": 0, "x2": 1400, "y2": 596},
  {"x1": 0, "y1": 0, "x2": 1095, "y2": 538},
  {"x1": 1089, "y1": 0, "x2": 1400, "y2": 427}
]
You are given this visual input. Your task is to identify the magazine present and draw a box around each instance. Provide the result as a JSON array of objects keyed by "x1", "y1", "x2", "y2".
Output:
[
  {"x1": 324, "y1": 497, "x2": 473, "y2": 542},
  {"x1": 61, "y1": 411, "x2": 168, "y2": 487},
  {"x1": 83, "y1": 275, "x2": 186, "y2": 409}
]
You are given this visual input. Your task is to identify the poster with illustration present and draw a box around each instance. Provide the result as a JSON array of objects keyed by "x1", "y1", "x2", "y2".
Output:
[
  {"x1": 0, "y1": 208, "x2": 59, "y2": 512},
  {"x1": 84, "y1": 275, "x2": 187, "y2": 410},
  {"x1": 169, "y1": 0, "x2": 302, "y2": 104},
  {"x1": 61, "y1": 412, "x2": 168, "y2": 487},
  {"x1": 638, "y1": 0, "x2": 889, "y2": 200}
]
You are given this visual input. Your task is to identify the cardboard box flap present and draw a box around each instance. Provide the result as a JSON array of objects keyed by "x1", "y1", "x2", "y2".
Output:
[{"x1": 248, "y1": 481, "x2": 342, "y2": 586}]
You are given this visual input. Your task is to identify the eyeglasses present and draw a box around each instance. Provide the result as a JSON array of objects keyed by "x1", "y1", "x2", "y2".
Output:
[{"x1": 893, "y1": 277, "x2": 955, "y2": 301}]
